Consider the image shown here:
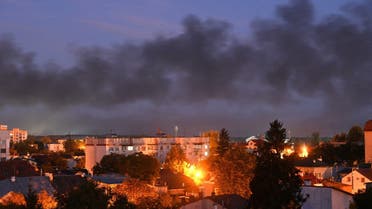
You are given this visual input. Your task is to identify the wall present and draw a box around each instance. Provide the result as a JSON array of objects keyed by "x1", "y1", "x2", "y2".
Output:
[
  {"x1": 341, "y1": 170, "x2": 371, "y2": 193},
  {"x1": 84, "y1": 137, "x2": 210, "y2": 174},
  {"x1": 365, "y1": 131, "x2": 372, "y2": 163},
  {"x1": 302, "y1": 186, "x2": 352, "y2": 209},
  {"x1": 180, "y1": 199, "x2": 223, "y2": 209},
  {"x1": 0, "y1": 130, "x2": 10, "y2": 161},
  {"x1": 298, "y1": 166, "x2": 333, "y2": 180}
]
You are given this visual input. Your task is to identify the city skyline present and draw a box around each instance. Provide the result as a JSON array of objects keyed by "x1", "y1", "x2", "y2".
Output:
[{"x1": 0, "y1": 0, "x2": 371, "y2": 136}]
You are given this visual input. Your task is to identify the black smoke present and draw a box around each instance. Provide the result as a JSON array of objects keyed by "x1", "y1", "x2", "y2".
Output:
[{"x1": 0, "y1": 0, "x2": 372, "y2": 135}]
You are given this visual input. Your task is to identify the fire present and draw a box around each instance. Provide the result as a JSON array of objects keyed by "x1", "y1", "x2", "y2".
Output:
[
  {"x1": 182, "y1": 162, "x2": 204, "y2": 185},
  {"x1": 299, "y1": 145, "x2": 308, "y2": 158}
]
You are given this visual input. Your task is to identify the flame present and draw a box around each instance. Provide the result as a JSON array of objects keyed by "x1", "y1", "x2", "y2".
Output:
[
  {"x1": 282, "y1": 148, "x2": 294, "y2": 156},
  {"x1": 299, "y1": 145, "x2": 308, "y2": 158},
  {"x1": 182, "y1": 162, "x2": 204, "y2": 185}
]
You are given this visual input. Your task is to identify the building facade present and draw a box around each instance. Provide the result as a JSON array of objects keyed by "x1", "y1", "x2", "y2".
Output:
[
  {"x1": 85, "y1": 136, "x2": 210, "y2": 174},
  {"x1": 10, "y1": 128, "x2": 28, "y2": 143},
  {"x1": 302, "y1": 186, "x2": 352, "y2": 209},
  {"x1": 341, "y1": 168, "x2": 372, "y2": 194},
  {"x1": 0, "y1": 126, "x2": 10, "y2": 161},
  {"x1": 365, "y1": 120, "x2": 372, "y2": 163}
]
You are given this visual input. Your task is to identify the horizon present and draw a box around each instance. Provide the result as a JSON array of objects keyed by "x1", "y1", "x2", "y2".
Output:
[{"x1": 1, "y1": 0, "x2": 371, "y2": 137}]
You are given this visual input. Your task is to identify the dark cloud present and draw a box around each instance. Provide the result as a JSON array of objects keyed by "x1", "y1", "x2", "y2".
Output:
[{"x1": 0, "y1": 0, "x2": 372, "y2": 135}]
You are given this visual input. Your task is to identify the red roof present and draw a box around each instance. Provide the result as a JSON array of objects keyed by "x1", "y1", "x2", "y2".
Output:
[{"x1": 365, "y1": 120, "x2": 372, "y2": 131}]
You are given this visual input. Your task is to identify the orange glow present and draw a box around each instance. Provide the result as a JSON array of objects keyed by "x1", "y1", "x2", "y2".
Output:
[
  {"x1": 282, "y1": 148, "x2": 294, "y2": 156},
  {"x1": 182, "y1": 162, "x2": 204, "y2": 185},
  {"x1": 299, "y1": 145, "x2": 308, "y2": 158}
]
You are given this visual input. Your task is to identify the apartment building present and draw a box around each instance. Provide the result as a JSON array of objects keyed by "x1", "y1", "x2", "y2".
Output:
[
  {"x1": 10, "y1": 128, "x2": 28, "y2": 143},
  {"x1": 85, "y1": 136, "x2": 210, "y2": 174},
  {"x1": 0, "y1": 126, "x2": 10, "y2": 161}
]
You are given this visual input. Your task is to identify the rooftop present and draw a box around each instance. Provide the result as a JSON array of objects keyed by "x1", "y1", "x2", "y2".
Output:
[
  {"x1": 364, "y1": 120, "x2": 372, "y2": 131},
  {"x1": 0, "y1": 176, "x2": 55, "y2": 197}
]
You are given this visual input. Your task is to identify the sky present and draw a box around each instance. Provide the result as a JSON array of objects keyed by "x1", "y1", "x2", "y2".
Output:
[{"x1": 0, "y1": 0, "x2": 371, "y2": 137}]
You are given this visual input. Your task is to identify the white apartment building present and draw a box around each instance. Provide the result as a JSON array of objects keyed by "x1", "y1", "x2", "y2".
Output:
[
  {"x1": 0, "y1": 126, "x2": 10, "y2": 161},
  {"x1": 85, "y1": 136, "x2": 210, "y2": 174}
]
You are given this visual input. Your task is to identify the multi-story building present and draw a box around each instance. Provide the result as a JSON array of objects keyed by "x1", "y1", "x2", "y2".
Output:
[
  {"x1": 85, "y1": 136, "x2": 210, "y2": 174},
  {"x1": 10, "y1": 128, "x2": 28, "y2": 143},
  {"x1": 0, "y1": 125, "x2": 10, "y2": 161},
  {"x1": 365, "y1": 120, "x2": 372, "y2": 163}
]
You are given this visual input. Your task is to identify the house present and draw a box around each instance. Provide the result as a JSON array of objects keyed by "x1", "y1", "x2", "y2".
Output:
[
  {"x1": 0, "y1": 159, "x2": 38, "y2": 180},
  {"x1": 180, "y1": 194, "x2": 249, "y2": 209},
  {"x1": 302, "y1": 186, "x2": 353, "y2": 209},
  {"x1": 47, "y1": 142, "x2": 65, "y2": 152},
  {"x1": 0, "y1": 176, "x2": 55, "y2": 199},
  {"x1": 341, "y1": 168, "x2": 372, "y2": 193},
  {"x1": 295, "y1": 158, "x2": 333, "y2": 183},
  {"x1": 180, "y1": 198, "x2": 224, "y2": 209},
  {"x1": 92, "y1": 173, "x2": 125, "y2": 189},
  {"x1": 245, "y1": 136, "x2": 266, "y2": 152}
]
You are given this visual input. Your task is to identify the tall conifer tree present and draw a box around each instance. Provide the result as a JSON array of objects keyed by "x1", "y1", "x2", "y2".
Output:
[{"x1": 249, "y1": 120, "x2": 307, "y2": 209}]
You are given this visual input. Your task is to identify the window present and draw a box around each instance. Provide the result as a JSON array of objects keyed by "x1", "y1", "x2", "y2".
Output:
[
  {"x1": 347, "y1": 177, "x2": 351, "y2": 182},
  {"x1": 127, "y1": 146, "x2": 133, "y2": 151},
  {"x1": 361, "y1": 178, "x2": 365, "y2": 183},
  {"x1": 0, "y1": 149, "x2": 5, "y2": 153}
]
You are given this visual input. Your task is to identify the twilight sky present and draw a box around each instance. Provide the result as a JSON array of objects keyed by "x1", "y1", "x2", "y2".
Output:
[{"x1": 0, "y1": 0, "x2": 371, "y2": 137}]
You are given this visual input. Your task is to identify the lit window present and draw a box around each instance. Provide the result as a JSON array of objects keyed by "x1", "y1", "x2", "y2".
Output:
[
  {"x1": 205, "y1": 145, "x2": 208, "y2": 149},
  {"x1": 204, "y1": 151, "x2": 208, "y2": 156},
  {"x1": 127, "y1": 146, "x2": 133, "y2": 151}
]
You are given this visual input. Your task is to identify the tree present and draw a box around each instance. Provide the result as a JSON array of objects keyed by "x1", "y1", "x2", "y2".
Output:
[
  {"x1": 125, "y1": 153, "x2": 160, "y2": 183},
  {"x1": 332, "y1": 132, "x2": 347, "y2": 142},
  {"x1": 116, "y1": 178, "x2": 158, "y2": 204},
  {"x1": 24, "y1": 187, "x2": 42, "y2": 209},
  {"x1": 310, "y1": 132, "x2": 320, "y2": 146},
  {"x1": 201, "y1": 130, "x2": 219, "y2": 156},
  {"x1": 214, "y1": 146, "x2": 255, "y2": 198},
  {"x1": 250, "y1": 120, "x2": 307, "y2": 209},
  {"x1": 33, "y1": 153, "x2": 67, "y2": 173},
  {"x1": 265, "y1": 120, "x2": 287, "y2": 153},
  {"x1": 165, "y1": 145, "x2": 187, "y2": 172},
  {"x1": 109, "y1": 195, "x2": 136, "y2": 209},
  {"x1": 216, "y1": 128, "x2": 230, "y2": 156},
  {"x1": 347, "y1": 126, "x2": 364, "y2": 144},
  {"x1": 94, "y1": 153, "x2": 160, "y2": 183},
  {"x1": 37, "y1": 190, "x2": 57, "y2": 209},
  {"x1": 0, "y1": 192, "x2": 25, "y2": 208},
  {"x1": 62, "y1": 179, "x2": 110, "y2": 209},
  {"x1": 63, "y1": 140, "x2": 84, "y2": 155},
  {"x1": 12, "y1": 141, "x2": 38, "y2": 156},
  {"x1": 350, "y1": 188, "x2": 372, "y2": 209}
]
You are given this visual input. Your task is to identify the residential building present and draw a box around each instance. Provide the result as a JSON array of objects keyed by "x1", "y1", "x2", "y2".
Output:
[
  {"x1": 85, "y1": 136, "x2": 210, "y2": 174},
  {"x1": 47, "y1": 142, "x2": 65, "y2": 152},
  {"x1": 365, "y1": 120, "x2": 372, "y2": 163},
  {"x1": 302, "y1": 186, "x2": 353, "y2": 209},
  {"x1": 341, "y1": 168, "x2": 372, "y2": 194},
  {"x1": 245, "y1": 136, "x2": 262, "y2": 152},
  {"x1": 0, "y1": 126, "x2": 10, "y2": 161},
  {"x1": 180, "y1": 194, "x2": 249, "y2": 209},
  {"x1": 0, "y1": 176, "x2": 55, "y2": 200},
  {"x1": 10, "y1": 128, "x2": 28, "y2": 143}
]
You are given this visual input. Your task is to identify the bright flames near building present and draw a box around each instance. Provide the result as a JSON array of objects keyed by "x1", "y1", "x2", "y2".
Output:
[
  {"x1": 182, "y1": 162, "x2": 204, "y2": 185},
  {"x1": 298, "y1": 145, "x2": 308, "y2": 158}
]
